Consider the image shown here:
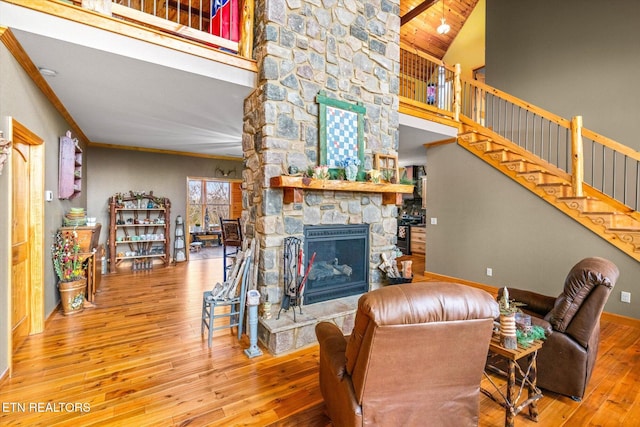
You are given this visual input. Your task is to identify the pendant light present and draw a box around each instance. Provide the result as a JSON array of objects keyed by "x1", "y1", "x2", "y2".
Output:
[{"x1": 436, "y1": 0, "x2": 450, "y2": 35}]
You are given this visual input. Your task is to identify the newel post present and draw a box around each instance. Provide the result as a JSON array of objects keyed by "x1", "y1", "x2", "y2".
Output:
[
  {"x1": 571, "y1": 115, "x2": 584, "y2": 197},
  {"x1": 454, "y1": 63, "x2": 461, "y2": 122},
  {"x1": 238, "y1": 0, "x2": 254, "y2": 59}
]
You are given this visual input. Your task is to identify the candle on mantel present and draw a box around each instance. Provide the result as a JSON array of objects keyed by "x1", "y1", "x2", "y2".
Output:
[{"x1": 503, "y1": 286, "x2": 509, "y2": 310}]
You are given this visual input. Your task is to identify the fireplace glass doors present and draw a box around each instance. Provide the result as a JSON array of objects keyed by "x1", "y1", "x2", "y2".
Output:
[{"x1": 302, "y1": 224, "x2": 369, "y2": 304}]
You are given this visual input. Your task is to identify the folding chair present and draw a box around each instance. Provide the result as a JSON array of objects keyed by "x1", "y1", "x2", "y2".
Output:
[{"x1": 201, "y1": 252, "x2": 251, "y2": 348}]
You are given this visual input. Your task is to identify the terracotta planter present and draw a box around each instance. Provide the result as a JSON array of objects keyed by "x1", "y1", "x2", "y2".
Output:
[
  {"x1": 58, "y1": 278, "x2": 86, "y2": 315},
  {"x1": 500, "y1": 313, "x2": 518, "y2": 349}
]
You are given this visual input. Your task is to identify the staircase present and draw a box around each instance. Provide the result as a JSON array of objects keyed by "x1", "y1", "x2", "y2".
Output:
[
  {"x1": 397, "y1": 46, "x2": 640, "y2": 262},
  {"x1": 457, "y1": 120, "x2": 640, "y2": 262}
]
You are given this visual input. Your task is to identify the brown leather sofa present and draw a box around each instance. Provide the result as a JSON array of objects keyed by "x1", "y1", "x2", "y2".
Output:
[
  {"x1": 315, "y1": 281, "x2": 500, "y2": 427},
  {"x1": 501, "y1": 257, "x2": 619, "y2": 400}
]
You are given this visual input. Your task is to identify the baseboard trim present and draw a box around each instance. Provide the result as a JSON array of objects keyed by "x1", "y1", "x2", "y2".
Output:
[
  {"x1": 0, "y1": 366, "x2": 8, "y2": 386},
  {"x1": 420, "y1": 271, "x2": 499, "y2": 296},
  {"x1": 601, "y1": 311, "x2": 640, "y2": 328}
]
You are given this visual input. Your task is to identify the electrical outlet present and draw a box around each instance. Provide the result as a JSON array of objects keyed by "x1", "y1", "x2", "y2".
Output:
[
  {"x1": 430, "y1": 217, "x2": 437, "y2": 225},
  {"x1": 486, "y1": 267, "x2": 493, "y2": 277},
  {"x1": 621, "y1": 291, "x2": 631, "y2": 303}
]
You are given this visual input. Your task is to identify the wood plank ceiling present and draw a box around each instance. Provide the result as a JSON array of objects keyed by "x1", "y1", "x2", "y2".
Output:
[{"x1": 401, "y1": 0, "x2": 480, "y2": 59}]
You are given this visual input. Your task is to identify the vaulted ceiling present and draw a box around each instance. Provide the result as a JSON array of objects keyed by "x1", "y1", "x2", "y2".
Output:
[{"x1": 400, "y1": 0, "x2": 480, "y2": 59}]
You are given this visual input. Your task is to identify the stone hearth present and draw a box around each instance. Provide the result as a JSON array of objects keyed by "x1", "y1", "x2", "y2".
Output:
[{"x1": 258, "y1": 294, "x2": 360, "y2": 355}]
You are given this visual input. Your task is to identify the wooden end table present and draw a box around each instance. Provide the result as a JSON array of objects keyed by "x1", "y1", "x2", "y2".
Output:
[{"x1": 482, "y1": 335, "x2": 544, "y2": 427}]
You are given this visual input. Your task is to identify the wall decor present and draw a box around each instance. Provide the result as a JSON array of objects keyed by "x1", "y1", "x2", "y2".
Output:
[
  {"x1": 0, "y1": 131, "x2": 11, "y2": 175},
  {"x1": 317, "y1": 91, "x2": 366, "y2": 174},
  {"x1": 374, "y1": 153, "x2": 399, "y2": 183}
]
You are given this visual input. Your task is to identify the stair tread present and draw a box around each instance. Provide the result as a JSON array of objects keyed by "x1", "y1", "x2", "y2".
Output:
[
  {"x1": 583, "y1": 211, "x2": 631, "y2": 216},
  {"x1": 558, "y1": 196, "x2": 601, "y2": 201},
  {"x1": 486, "y1": 148, "x2": 512, "y2": 154},
  {"x1": 607, "y1": 226, "x2": 640, "y2": 232},
  {"x1": 582, "y1": 211, "x2": 640, "y2": 219},
  {"x1": 516, "y1": 170, "x2": 550, "y2": 175},
  {"x1": 537, "y1": 182, "x2": 571, "y2": 186}
]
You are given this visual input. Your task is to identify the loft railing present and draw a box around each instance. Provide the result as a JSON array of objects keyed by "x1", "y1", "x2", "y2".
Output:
[
  {"x1": 71, "y1": 0, "x2": 254, "y2": 58},
  {"x1": 398, "y1": 46, "x2": 640, "y2": 212},
  {"x1": 399, "y1": 43, "x2": 457, "y2": 120}
]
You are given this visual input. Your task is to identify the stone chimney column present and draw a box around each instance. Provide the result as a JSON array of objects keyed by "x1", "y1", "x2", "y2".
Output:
[{"x1": 242, "y1": 0, "x2": 401, "y2": 306}]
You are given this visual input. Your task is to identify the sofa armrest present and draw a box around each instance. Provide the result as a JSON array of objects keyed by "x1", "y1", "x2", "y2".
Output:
[
  {"x1": 505, "y1": 288, "x2": 557, "y2": 317},
  {"x1": 316, "y1": 322, "x2": 348, "y2": 380}
]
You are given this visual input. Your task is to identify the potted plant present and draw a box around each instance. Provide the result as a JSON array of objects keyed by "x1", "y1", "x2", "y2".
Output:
[
  {"x1": 52, "y1": 229, "x2": 86, "y2": 315},
  {"x1": 337, "y1": 157, "x2": 360, "y2": 181}
]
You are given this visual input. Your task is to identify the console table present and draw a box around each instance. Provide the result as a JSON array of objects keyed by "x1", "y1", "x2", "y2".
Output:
[{"x1": 482, "y1": 336, "x2": 544, "y2": 427}]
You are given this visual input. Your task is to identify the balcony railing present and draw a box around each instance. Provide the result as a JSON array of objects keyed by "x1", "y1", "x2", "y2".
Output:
[
  {"x1": 399, "y1": 43, "x2": 457, "y2": 120},
  {"x1": 73, "y1": 0, "x2": 253, "y2": 58},
  {"x1": 399, "y1": 46, "x2": 640, "y2": 212}
]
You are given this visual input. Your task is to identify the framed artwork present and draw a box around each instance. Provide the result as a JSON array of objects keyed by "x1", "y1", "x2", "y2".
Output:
[{"x1": 317, "y1": 91, "x2": 366, "y2": 171}]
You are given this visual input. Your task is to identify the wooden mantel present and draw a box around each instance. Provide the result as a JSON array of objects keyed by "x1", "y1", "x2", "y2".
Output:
[{"x1": 270, "y1": 176, "x2": 414, "y2": 205}]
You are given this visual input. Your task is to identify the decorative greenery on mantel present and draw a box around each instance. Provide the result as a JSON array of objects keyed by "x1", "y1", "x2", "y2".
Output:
[{"x1": 270, "y1": 176, "x2": 414, "y2": 205}]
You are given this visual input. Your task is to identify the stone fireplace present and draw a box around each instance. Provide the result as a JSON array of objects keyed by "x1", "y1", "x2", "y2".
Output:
[
  {"x1": 240, "y1": 0, "x2": 402, "y2": 354},
  {"x1": 303, "y1": 224, "x2": 369, "y2": 304},
  {"x1": 252, "y1": 187, "x2": 402, "y2": 354}
]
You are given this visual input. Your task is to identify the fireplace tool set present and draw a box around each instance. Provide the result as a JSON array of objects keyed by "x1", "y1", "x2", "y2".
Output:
[{"x1": 278, "y1": 237, "x2": 316, "y2": 321}]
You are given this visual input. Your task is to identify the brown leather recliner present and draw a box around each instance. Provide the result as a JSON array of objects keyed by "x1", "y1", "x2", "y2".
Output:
[
  {"x1": 315, "y1": 282, "x2": 500, "y2": 427},
  {"x1": 502, "y1": 257, "x2": 619, "y2": 400}
]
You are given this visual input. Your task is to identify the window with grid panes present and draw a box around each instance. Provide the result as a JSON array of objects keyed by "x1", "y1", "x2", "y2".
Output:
[{"x1": 187, "y1": 178, "x2": 230, "y2": 231}]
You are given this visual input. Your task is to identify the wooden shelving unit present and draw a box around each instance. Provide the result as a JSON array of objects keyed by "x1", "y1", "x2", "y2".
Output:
[
  {"x1": 270, "y1": 176, "x2": 413, "y2": 205},
  {"x1": 108, "y1": 192, "x2": 171, "y2": 273},
  {"x1": 58, "y1": 131, "x2": 82, "y2": 200}
]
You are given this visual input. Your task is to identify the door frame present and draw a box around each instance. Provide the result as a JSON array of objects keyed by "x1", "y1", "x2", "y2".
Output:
[{"x1": 7, "y1": 117, "x2": 45, "y2": 373}]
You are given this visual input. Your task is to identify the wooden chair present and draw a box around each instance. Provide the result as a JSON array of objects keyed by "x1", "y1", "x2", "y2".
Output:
[
  {"x1": 220, "y1": 217, "x2": 243, "y2": 281},
  {"x1": 201, "y1": 252, "x2": 251, "y2": 348}
]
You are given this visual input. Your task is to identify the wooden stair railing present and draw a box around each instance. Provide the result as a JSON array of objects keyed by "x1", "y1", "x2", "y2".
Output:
[
  {"x1": 457, "y1": 119, "x2": 640, "y2": 262},
  {"x1": 397, "y1": 45, "x2": 640, "y2": 261}
]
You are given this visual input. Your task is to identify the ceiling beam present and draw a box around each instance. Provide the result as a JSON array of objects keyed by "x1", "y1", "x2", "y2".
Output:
[{"x1": 400, "y1": 0, "x2": 439, "y2": 26}]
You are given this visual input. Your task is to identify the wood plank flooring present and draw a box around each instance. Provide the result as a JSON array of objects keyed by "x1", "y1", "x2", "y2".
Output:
[{"x1": 1, "y1": 255, "x2": 639, "y2": 426}]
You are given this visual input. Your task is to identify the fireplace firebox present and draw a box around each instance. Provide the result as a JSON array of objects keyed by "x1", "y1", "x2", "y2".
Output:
[{"x1": 302, "y1": 224, "x2": 369, "y2": 304}]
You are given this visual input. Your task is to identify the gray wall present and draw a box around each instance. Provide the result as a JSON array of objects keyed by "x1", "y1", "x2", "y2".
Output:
[
  {"x1": 486, "y1": 0, "x2": 640, "y2": 149},
  {"x1": 1, "y1": 40, "x2": 85, "y2": 376},
  {"x1": 86, "y1": 146, "x2": 242, "y2": 260},
  {"x1": 426, "y1": 0, "x2": 640, "y2": 319},
  {"x1": 0, "y1": 40, "x2": 242, "y2": 378}
]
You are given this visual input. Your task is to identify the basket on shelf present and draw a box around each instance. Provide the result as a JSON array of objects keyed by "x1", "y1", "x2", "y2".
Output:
[{"x1": 387, "y1": 275, "x2": 413, "y2": 285}]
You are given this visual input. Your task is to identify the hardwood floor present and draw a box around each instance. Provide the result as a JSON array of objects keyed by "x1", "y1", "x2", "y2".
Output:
[{"x1": 1, "y1": 254, "x2": 639, "y2": 426}]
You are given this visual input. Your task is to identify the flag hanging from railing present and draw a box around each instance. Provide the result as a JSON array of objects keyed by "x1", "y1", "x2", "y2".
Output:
[{"x1": 210, "y1": 0, "x2": 239, "y2": 42}]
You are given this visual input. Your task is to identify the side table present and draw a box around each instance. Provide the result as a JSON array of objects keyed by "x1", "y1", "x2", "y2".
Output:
[{"x1": 482, "y1": 335, "x2": 544, "y2": 427}]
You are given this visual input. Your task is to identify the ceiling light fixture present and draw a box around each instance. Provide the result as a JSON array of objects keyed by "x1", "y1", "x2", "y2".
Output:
[
  {"x1": 436, "y1": 0, "x2": 450, "y2": 35},
  {"x1": 38, "y1": 67, "x2": 58, "y2": 77}
]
